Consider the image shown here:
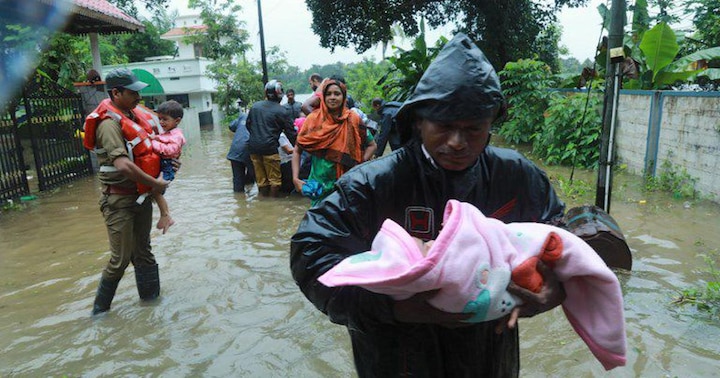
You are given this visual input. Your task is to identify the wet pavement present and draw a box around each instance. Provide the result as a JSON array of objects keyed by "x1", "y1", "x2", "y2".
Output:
[{"x1": 1, "y1": 127, "x2": 719, "y2": 377}]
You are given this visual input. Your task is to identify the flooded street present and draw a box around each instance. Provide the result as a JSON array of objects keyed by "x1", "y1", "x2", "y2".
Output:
[{"x1": 1, "y1": 128, "x2": 719, "y2": 377}]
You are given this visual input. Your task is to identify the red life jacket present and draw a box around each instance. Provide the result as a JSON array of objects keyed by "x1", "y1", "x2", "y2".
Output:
[{"x1": 83, "y1": 99, "x2": 161, "y2": 194}]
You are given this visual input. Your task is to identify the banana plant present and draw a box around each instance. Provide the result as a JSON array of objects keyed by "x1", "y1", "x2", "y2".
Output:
[
  {"x1": 626, "y1": 22, "x2": 720, "y2": 89},
  {"x1": 377, "y1": 20, "x2": 448, "y2": 102}
]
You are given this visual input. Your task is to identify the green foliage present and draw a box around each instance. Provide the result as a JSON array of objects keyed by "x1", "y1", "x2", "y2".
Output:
[
  {"x1": 554, "y1": 176, "x2": 592, "y2": 203},
  {"x1": 593, "y1": 1, "x2": 720, "y2": 89},
  {"x1": 533, "y1": 92, "x2": 602, "y2": 168},
  {"x1": 1, "y1": 199, "x2": 25, "y2": 212},
  {"x1": 623, "y1": 15, "x2": 720, "y2": 88},
  {"x1": 631, "y1": 0, "x2": 650, "y2": 37},
  {"x1": 207, "y1": 59, "x2": 263, "y2": 112},
  {"x1": 673, "y1": 250, "x2": 720, "y2": 319},
  {"x1": 559, "y1": 57, "x2": 584, "y2": 76},
  {"x1": 377, "y1": 21, "x2": 447, "y2": 102},
  {"x1": 185, "y1": 0, "x2": 257, "y2": 111},
  {"x1": 185, "y1": 0, "x2": 251, "y2": 61},
  {"x1": 304, "y1": 0, "x2": 589, "y2": 72},
  {"x1": 686, "y1": 0, "x2": 720, "y2": 49},
  {"x1": 498, "y1": 58, "x2": 556, "y2": 144},
  {"x1": 345, "y1": 59, "x2": 391, "y2": 113},
  {"x1": 644, "y1": 156, "x2": 698, "y2": 199},
  {"x1": 268, "y1": 46, "x2": 307, "y2": 91},
  {"x1": 108, "y1": 0, "x2": 169, "y2": 18},
  {"x1": 121, "y1": 20, "x2": 176, "y2": 63},
  {"x1": 36, "y1": 34, "x2": 98, "y2": 88},
  {"x1": 640, "y1": 22, "x2": 680, "y2": 83},
  {"x1": 535, "y1": 23, "x2": 564, "y2": 73}
]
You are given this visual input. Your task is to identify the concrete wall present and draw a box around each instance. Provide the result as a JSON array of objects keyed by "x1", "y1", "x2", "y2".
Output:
[{"x1": 614, "y1": 90, "x2": 720, "y2": 201}]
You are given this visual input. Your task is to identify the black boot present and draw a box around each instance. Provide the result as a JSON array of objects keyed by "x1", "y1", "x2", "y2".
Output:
[
  {"x1": 92, "y1": 277, "x2": 120, "y2": 315},
  {"x1": 135, "y1": 264, "x2": 160, "y2": 300}
]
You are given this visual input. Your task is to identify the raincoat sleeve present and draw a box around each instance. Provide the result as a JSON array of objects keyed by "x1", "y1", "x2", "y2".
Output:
[
  {"x1": 229, "y1": 117, "x2": 239, "y2": 132},
  {"x1": 531, "y1": 163, "x2": 566, "y2": 226},
  {"x1": 290, "y1": 181, "x2": 396, "y2": 330}
]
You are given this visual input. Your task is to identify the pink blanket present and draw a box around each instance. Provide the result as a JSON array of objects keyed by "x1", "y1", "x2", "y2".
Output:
[{"x1": 318, "y1": 199, "x2": 626, "y2": 370}]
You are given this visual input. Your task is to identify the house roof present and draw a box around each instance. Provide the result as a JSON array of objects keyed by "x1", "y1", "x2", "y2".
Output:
[
  {"x1": 64, "y1": 0, "x2": 144, "y2": 35},
  {"x1": 161, "y1": 25, "x2": 208, "y2": 39}
]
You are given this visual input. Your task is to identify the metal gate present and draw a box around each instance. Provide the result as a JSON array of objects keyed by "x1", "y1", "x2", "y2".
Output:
[
  {"x1": 23, "y1": 75, "x2": 92, "y2": 192},
  {"x1": 0, "y1": 100, "x2": 30, "y2": 202}
]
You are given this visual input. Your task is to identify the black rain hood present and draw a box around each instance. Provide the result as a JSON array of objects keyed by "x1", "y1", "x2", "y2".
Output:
[{"x1": 395, "y1": 33, "x2": 505, "y2": 140}]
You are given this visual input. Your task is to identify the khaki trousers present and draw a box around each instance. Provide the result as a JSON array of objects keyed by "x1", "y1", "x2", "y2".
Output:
[
  {"x1": 99, "y1": 194, "x2": 156, "y2": 281},
  {"x1": 250, "y1": 153, "x2": 282, "y2": 188}
]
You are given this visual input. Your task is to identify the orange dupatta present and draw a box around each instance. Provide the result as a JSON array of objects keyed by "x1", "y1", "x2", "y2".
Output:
[{"x1": 297, "y1": 79, "x2": 365, "y2": 179}]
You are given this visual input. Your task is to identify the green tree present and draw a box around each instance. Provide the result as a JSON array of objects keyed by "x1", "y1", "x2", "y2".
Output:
[
  {"x1": 109, "y1": 0, "x2": 170, "y2": 18},
  {"x1": 207, "y1": 59, "x2": 263, "y2": 114},
  {"x1": 345, "y1": 59, "x2": 390, "y2": 113},
  {"x1": 36, "y1": 32, "x2": 129, "y2": 88},
  {"x1": 304, "y1": 0, "x2": 589, "y2": 70},
  {"x1": 686, "y1": 0, "x2": 720, "y2": 48},
  {"x1": 184, "y1": 0, "x2": 251, "y2": 61},
  {"x1": 184, "y1": 0, "x2": 254, "y2": 112},
  {"x1": 536, "y1": 23, "x2": 565, "y2": 73},
  {"x1": 120, "y1": 10, "x2": 177, "y2": 62},
  {"x1": 559, "y1": 57, "x2": 583, "y2": 75},
  {"x1": 266, "y1": 46, "x2": 289, "y2": 79},
  {"x1": 498, "y1": 58, "x2": 557, "y2": 144}
]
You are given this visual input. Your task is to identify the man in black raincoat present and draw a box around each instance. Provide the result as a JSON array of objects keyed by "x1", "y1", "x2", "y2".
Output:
[{"x1": 290, "y1": 33, "x2": 567, "y2": 377}]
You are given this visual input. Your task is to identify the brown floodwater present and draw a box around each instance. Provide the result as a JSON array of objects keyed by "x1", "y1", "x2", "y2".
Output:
[{"x1": 1, "y1": 128, "x2": 719, "y2": 377}]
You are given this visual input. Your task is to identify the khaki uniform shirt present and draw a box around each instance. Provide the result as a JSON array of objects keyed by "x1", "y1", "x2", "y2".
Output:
[{"x1": 95, "y1": 118, "x2": 134, "y2": 189}]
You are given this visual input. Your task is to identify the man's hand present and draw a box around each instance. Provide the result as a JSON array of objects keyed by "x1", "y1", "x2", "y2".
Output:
[
  {"x1": 171, "y1": 158, "x2": 182, "y2": 172},
  {"x1": 393, "y1": 290, "x2": 472, "y2": 327},
  {"x1": 493, "y1": 261, "x2": 565, "y2": 334},
  {"x1": 507, "y1": 260, "x2": 566, "y2": 318},
  {"x1": 152, "y1": 177, "x2": 170, "y2": 195}
]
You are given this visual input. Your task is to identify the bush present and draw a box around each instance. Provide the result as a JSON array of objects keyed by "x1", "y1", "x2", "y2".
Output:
[
  {"x1": 532, "y1": 91, "x2": 602, "y2": 168},
  {"x1": 498, "y1": 58, "x2": 556, "y2": 144},
  {"x1": 644, "y1": 155, "x2": 698, "y2": 199}
]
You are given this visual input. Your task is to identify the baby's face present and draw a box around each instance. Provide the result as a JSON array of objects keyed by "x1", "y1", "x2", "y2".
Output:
[{"x1": 158, "y1": 114, "x2": 180, "y2": 132}]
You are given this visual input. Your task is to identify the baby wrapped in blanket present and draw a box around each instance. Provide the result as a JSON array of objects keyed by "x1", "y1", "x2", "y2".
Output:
[{"x1": 318, "y1": 199, "x2": 627, "y2": 370}]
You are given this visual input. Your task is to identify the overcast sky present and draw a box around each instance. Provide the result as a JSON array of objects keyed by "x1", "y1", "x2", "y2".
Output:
[{"x1": 166, "y1": 0, "x2": 608, "y2": 69}]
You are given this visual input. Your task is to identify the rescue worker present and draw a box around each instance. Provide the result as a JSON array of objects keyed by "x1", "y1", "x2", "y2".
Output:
[
  {"x1": 290, "y1": 33, "x2": 567, "y2": 377},
  {"x1": 85, "y1": 68, "x2": 169, "y2": 315}
]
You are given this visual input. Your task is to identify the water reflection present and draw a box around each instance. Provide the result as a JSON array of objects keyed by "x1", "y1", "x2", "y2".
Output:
[{"x1": 0, "y1": 128, "x2": 718, "y2": 376}]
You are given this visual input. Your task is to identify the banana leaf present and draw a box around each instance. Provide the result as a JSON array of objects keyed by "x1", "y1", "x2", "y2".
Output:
[
  {"x1": 667, "y1": 47, "x2": 720, "y2": 71},
  {"x1": 697, "y1": 68, "x2": 720, "y2": 80},
  {"x1": 639, "y1": 22, "x2": 679, "y2": 82},
  {"x1": 654, "y1": 70, "x2": 705, "y2": 89}
]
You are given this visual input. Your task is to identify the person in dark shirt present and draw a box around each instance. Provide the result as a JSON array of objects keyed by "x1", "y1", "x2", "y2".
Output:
[
  {"x1": 283, "y1": 88, "x2": 302, "y2": 119},
  {"x1": 246, "y1": 80, "x2": 296, "y2": 197}
]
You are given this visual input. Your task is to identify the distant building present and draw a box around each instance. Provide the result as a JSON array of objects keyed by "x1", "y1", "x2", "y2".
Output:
[{"x1": 102, "y1": 14, "x2": 218, "y2": 130}]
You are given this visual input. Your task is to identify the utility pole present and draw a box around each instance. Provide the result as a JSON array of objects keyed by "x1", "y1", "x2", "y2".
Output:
[
  {"x1": 257, "y1": 0, "x2": 268, "y2": 85},
  {"x1": 595, "y1": 0, "x2": 626, "y2": 214}
]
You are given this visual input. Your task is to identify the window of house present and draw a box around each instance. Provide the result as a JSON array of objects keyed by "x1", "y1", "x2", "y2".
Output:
[
  {"x1": 166, "y1": 94, "x2": 190, "y2": 108},
  {"x1": 194, "y1": 43, "x2": 204, "y2": 58}
]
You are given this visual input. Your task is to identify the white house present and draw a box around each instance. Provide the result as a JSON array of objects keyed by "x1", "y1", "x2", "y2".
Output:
[{"x1": 102, "y1": 14, "x2": 219, "y2": 134}]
